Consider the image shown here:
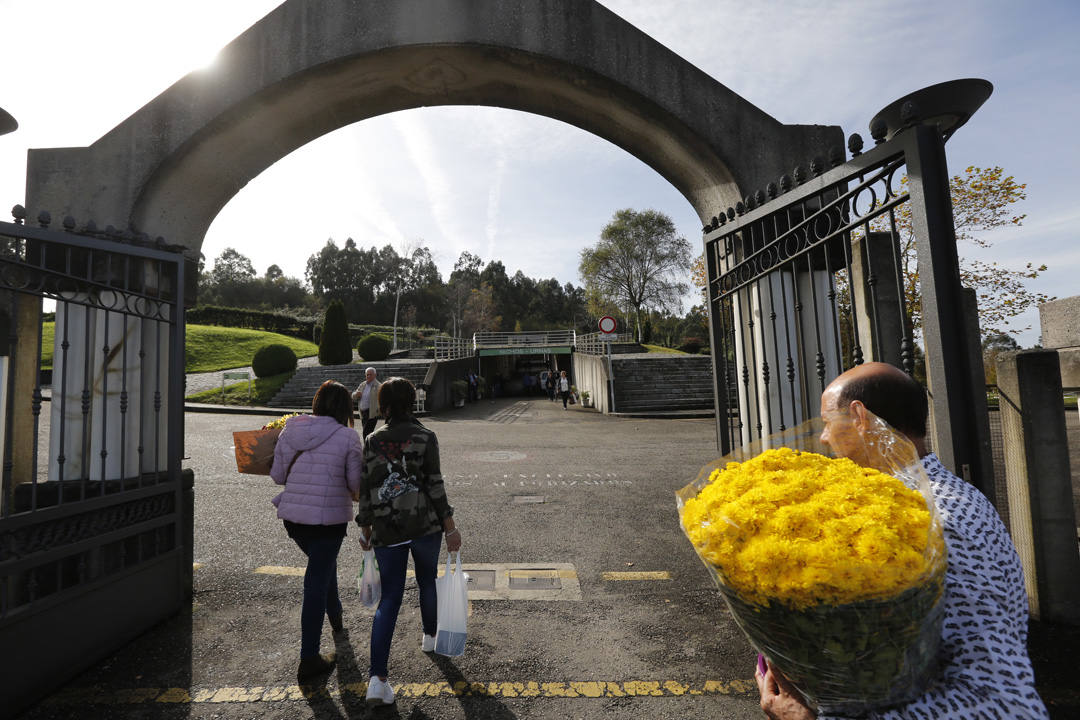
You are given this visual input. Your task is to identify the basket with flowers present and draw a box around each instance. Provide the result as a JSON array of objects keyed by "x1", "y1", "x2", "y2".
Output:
[
  {"x1": 232, "y1": 413, "x2": 299, "y2": 475},
  {"x1": 677, "y1": 417, "x2": 946, "y2": 716}
]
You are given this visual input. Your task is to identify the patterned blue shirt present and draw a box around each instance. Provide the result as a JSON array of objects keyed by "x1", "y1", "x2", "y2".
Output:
[{"x1": 823, "y1": 454, "x2": 1049, "y2": 719}]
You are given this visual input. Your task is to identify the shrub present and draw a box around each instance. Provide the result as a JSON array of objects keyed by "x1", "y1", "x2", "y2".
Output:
[
  {"x1": 252, "y1": 343, "x2": 298, "y2": 378},
  {"x1": 356, "y1": 333, "x2": 392, "y2": 362},
  {"x1": 312, "y1": 324, "x2": 323, "y2": 345},
  {"x1": 679, "y1": 336, "x2": 704, "y2": 354},
  {"x1": 318, "y1": 300, "x2": 352, "y2": 365},
  {"x1": 451, "y1": 380, "x2": 468, "y2": 401}
]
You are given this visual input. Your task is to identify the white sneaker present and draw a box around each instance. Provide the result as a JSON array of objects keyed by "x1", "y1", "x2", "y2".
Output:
[
  {"x1": 421, "y1": 634, "x2": 436, "y2": 652},
  {"x1": 366, "y1": 676, "x2": 395, "y2": 705}
]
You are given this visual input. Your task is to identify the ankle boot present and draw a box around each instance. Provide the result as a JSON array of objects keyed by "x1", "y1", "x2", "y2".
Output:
[{"x1": 297, "y1": 653, "x2": 336, "y2": 682}]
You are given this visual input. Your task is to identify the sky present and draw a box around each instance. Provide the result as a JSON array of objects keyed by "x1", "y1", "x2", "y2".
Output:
[{"x1": 1, "y1": 0, "x2": 1077, "y2": 346}]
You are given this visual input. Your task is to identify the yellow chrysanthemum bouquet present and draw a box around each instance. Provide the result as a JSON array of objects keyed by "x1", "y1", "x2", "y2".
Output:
[{"x1": 677, "y1": 414, "x2": 946, "y2": 715}]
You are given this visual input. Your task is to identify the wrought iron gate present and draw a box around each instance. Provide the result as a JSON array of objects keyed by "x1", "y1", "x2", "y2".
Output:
[
  {"x1": 0, "y1": 208, "x2": 190, "y2": 714},
  {"x1": 703, "y1": 81, "x2": 995, "y2": 499}
]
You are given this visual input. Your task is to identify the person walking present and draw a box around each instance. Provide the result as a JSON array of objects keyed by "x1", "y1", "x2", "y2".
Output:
[
  {"x1": 558, "y1": 370, "x2": 571, "y2": 409},
  {"x1": 270, "y1": 380, "x2": 363, "y2": 683},
  {"x1": 355, "y1": 377, "x2": 462, "y2": 706},
  {"x1": 545, "y1": 369, "x2": 556, "y2": 401},
  {"x1": 352, "y1": 367, "x2": 382, "y2": 438}
]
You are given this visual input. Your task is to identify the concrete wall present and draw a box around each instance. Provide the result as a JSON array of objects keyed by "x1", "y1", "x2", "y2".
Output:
[
  {"x1": 425, "y1": 357, "x2": 476, "y2": 413},
  {"x1": 25, "y1": 0, "x2": 841, "y2": 250},
  {"x1": 1039, "y1": 296, "x2": 1080, "y2": 350}
]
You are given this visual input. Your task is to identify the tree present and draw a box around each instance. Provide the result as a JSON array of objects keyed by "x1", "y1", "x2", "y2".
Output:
[
  {"x1": 579, "y1": 209, "x2": 692, "y2": 341},
  {"x1": 463, "y1": 282, "x2": 501, "y2": 335},
  {"x1": 318, "y1": 300, "x2": 352, "y2": 365},
  {"x1": 872, "y1": 166, "x2": 1051, "y2": 339},
  {"x1": 209, "y1": 248, "x2": 256, "y2": 286}
]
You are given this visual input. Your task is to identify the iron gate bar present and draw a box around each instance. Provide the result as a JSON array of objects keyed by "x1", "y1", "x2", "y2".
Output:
[{"x1": 702, "y1": 118, "x2": 993, "y2": 499}]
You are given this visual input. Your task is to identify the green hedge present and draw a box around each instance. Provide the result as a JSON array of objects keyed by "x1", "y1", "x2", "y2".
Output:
[{"x1": 188, "y1": 305, "x2": 315, "y2": 340}]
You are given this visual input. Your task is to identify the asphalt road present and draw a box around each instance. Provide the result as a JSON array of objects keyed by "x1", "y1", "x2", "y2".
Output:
[{"x1": 19, "y1": 398, "x2": 766, "y2": 719}]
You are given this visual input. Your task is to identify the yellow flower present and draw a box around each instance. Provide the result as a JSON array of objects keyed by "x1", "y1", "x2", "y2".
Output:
[
  {"x1": 681, "y1": 448, "x2": 939, "y2": 609},
  {"x1": 263, "y1": 413, "x2": 298, "y2": 430}
]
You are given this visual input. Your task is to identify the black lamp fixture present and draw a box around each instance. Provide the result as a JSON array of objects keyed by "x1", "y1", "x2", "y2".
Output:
[
  {"x1": 870, "y1": 78, "x2": 993, "y2": 143},
  {"x1": 0, "y1": 107, "x2": 18, "y2": 136}
]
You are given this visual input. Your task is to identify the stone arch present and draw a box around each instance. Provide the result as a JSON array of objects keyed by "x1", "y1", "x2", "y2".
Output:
[{"x1": 25, "y1": 0, "x2": 841, "y2": 251}]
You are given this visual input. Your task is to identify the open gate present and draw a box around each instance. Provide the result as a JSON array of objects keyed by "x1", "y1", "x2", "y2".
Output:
[
  {"x1": 703, "y1": 80, "x2": 996, "y2": 499},
  {"x1": 0, "y1": 208, "x2": 190, "y2": 714}
]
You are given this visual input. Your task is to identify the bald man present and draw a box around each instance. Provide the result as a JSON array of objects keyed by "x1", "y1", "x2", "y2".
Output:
[{"x1": 756, "y1": 362, "x2": 1048, "y2": 719}]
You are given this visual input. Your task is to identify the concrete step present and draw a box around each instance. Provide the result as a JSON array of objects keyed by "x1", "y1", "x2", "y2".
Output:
[{"x1": 268, "y1": 360, "x2": 431, "y2": 408}]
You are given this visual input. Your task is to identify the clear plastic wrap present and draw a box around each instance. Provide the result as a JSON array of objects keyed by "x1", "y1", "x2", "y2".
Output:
[{"x1": 677, "y1": 413, "x2": 947, "y2": 716}]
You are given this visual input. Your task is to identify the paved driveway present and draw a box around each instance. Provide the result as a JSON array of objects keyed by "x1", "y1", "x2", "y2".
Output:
[{"x1": 21, "y1": 398, "x2": 763, "y2": 719}]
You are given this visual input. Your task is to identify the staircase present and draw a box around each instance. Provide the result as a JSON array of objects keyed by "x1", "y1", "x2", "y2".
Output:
[
  {"x1": 268, "y1": 360, "x2": 431, "y2": 409},
  {"x1": 610, "y1": 354, "x2": 715, "y2": 413}
]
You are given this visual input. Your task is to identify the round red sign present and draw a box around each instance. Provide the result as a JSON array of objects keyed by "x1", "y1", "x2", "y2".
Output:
[{"x1": 598, "y1": 316, "x2": 616, "y2": 334}]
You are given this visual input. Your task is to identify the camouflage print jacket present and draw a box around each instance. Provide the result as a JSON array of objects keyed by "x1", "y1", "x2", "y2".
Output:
[{"x1": 355, "y1": 416, "x2": 453, "y2": 547}]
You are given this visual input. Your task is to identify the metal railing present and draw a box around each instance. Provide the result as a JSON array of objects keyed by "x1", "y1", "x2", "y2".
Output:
[
  {"x1": 576, "y1": 332, "x2": 634, "y2": 355},
  {"x1": 433, "y1": 335, "x2": 472, "y2": 361},
  {"x1": 472, "y1": 330, "x2": 576, "y2": 348}
]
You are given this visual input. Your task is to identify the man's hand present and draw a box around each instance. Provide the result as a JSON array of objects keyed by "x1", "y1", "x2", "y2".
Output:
[{"x1": 755, "y1": 658, "x2": 814, "y2": 720}]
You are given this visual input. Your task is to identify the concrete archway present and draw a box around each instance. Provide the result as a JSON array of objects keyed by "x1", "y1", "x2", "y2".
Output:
[{"x1": 25, "y1": 0, "x2": 841, "y2": 250}]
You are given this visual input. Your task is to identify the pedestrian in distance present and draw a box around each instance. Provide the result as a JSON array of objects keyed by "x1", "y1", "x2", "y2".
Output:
[
  {"x1": 352, "y1": 367, "x2": 382, "y2": 439},
  {"x1": 755, "y1": 362, "x2": 1049, "y2": 719},
  {"x1": 545, "y1": 369, "x2": 556, "y2": 401},
  {"x1": 355, "y1": 377, "x2": 462, "y2": 706},
  {"x1": 270, "y1": 380, "x2": 363, "y2": 683},
  {"x1": 559, "y1": 370, "x2": 571, "y2": 409}
]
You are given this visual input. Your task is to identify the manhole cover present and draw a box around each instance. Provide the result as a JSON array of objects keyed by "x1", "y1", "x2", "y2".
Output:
[
  {"x1": 465, "y1": 570, "x2": 496, "y2": 591},
  {"x1": 512, "y1": 495, "x2": 545, "y2": 504},
  {"x1": 508, "y1": 569, "x2": 561, "y2": 589},
  {"x1": 469, "y1": 450, "x2": 526, "y2": 462}
]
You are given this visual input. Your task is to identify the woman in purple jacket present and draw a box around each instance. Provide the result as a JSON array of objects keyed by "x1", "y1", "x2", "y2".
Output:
[{"x1": 271, "y1": 380, "x2": 363, "y2": 682}]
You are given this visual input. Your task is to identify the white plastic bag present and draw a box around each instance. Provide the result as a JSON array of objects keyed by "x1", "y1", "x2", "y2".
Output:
[
  {"x1": 356, "y1": 548, "x2": 381, "y2": 608},
  {"x1": 435, "y1": 551, "x2": 468, "y2": 657}
]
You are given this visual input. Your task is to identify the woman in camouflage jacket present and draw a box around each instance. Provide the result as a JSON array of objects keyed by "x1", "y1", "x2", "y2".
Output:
[{"x1": 355, "y1": 377, "x2": 461, "y2": 706}]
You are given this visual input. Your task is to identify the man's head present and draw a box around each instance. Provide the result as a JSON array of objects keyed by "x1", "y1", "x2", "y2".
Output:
[
  {"x1": 365, "y1": 367, "x2": 377, "y2": 384},
  {"x1": 820, "y1": 362, "x2": 928, "y2": 462}
]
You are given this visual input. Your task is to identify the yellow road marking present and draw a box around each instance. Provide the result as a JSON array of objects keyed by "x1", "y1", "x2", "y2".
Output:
[
  {"x1": 44, "y1": 679, "x2": 756, "y2": 705},
  {"x1": 253, "y1": 566, "x2": 305, "y2": 577},
  {"x1": 602, "y1": 571, "x2": 671, "y2": 581},
  {"x1": 192, "y1": 562, "x2": 203, "y2": 571}
]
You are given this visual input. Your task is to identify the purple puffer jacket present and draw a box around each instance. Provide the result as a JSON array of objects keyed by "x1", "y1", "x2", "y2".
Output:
[{"x1": 270, "y1": 414, "x2": 363, "y2": 525}]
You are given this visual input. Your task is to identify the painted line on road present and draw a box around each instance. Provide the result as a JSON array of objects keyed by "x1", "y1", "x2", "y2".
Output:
[
  {"x1": 44, "y1": 679, "x2": 757, "y2": 706},
  {"x1": 602, "y1": 571, "x2": 671, "y2": 581},
  {"x1": 192, "y1": 563, "x2": 203, "y2": 571},
  {"x1": 253, "y1": 566, "x2": 306, "y2": 577}
]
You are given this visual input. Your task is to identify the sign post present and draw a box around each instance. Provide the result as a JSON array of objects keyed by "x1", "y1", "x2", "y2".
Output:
[{"x1": 599, "y1": 317, "x2": 617, "y2": 413}]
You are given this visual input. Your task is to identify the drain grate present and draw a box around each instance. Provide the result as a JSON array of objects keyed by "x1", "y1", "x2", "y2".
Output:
[
  {"x1": 465, "y1": 569, "x2": 496, "y2": 591},
  {"x1": 507, "y1": 569, "x2": 562, "y2": 589},
  {"x1": 512, "y1": 495, "x2": 546, "y2": 504}
]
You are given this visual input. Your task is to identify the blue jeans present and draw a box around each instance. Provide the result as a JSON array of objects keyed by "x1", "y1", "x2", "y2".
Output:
[
  {"x1": 289, "y1": 529, "x2": 345, "y2": 659},
  {"x1": 370, "y1": 531, "x2": 442, "y2": 678}
]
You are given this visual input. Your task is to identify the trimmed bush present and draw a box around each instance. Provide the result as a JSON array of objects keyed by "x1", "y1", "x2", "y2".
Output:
[
  {"x1": 252, "y1": 343, "x2": 298, "y2": 378},
  {"x1": 319, "y1": 300, "x2": 352, "y2": 365},
  {"x1": 679, "y1": 336, "x2": 704, "y2": 354},
  {"x1": 356, "y1": 333, "x2": 392, "y2": 362},
  {"x1": 312, "y1": 324, "x2": 323, "y2": 345}
]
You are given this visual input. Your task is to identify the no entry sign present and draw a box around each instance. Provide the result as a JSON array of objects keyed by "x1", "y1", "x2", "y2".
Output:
[{"x1": 598, "y1": 316, "x2": 616, "y2": 334}]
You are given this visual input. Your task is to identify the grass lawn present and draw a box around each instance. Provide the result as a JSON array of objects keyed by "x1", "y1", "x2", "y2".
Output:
[
  {"x1": 41, "y1": 323, "x2": 317, "y2": 373},
  {"x1": 185, "y1": 371, "x2": 294, "y2": 406}
]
